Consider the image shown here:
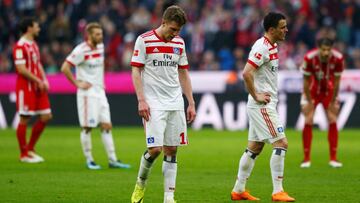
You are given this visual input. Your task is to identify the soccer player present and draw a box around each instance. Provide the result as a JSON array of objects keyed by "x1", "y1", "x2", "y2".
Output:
[
  {"x1": 230, "y1": 12, "x2": 295, "y2": 202},
  {"x1": 13, "y1": 17, "x2": 52, "y2": 163},
  {"x1": 300, "y1": 38, "x2": 344, "y2": 168},
  {"x1": 61, "y1": 22, "x2": 130, "y2": 170},
  {"x1": 130, "y1": 5, "x2": 196, "y2": 203}
]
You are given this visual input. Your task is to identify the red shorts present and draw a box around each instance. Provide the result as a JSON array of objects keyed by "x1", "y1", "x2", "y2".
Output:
[
  {"x1": 301, "y1": 91, "x2": 334, "y2": 109},
  {"x1": 16, "y1": 88, "x2": 51, "y2": 115}
]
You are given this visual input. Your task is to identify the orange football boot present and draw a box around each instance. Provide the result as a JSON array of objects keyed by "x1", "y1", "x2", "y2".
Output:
[
  {"x1": 272, "y1": 191, "x2": 295, "y2": 202},
  {"x1": 231, "y1": 191, "x2": 260, "y2": 201}
]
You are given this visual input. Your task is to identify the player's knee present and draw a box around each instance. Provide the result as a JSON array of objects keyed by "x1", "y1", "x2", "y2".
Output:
[
  {"x1": 148, "y1": 147, "x2": 162, "y2": 158},
  {"x1": 273, "y1": 138, "x2": 288, "y2": 149},
  {"x1": 100, "y1": 123, "x2": 112, "y2": 131},
  {"x1": 41, "y1": 113, "x2": 52, "y2": 122},
  {"x1": 83, "y1": 127, "x2": 92, "y2": 133}
]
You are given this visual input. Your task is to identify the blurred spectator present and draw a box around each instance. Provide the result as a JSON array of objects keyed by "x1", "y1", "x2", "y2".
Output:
[{"x1": 1, "y1": 0, "x2": 360, "y2": 73}]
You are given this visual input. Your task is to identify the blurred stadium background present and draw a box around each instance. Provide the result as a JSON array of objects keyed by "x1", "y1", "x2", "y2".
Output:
[{"x1": 1, "y1": 0, "x2": 360, "y2": 202}]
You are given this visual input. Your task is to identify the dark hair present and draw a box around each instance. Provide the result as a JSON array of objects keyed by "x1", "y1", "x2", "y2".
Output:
[
  {"x1": 163, "y1": 5, "x2": 187, "y2": 26},
  {"x1": 19, "y1": 17, "x2": 36, "y2": 34},
  {"x1": 316, "y1": 38, "x2": 334, "y2": 47},
  {"x1": 263, "y1": 12, "x2": 286, "y2": 32}
]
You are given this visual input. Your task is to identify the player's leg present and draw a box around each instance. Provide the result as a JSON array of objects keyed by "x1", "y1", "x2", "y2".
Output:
[
  {"x1": 77, "y1": 95, "x2": 99, "y2": 169},
  {"x1": 132, "y1": 110, "x2": 166, "y2": 203},
  {"x1": 231, "y1": 108, "x2": 265, "y2": 201},
  {"x1": 27, "y1": 92, "x2": 52, "y2": 161},
  {"x1": 325, "y1": 100, "x2": 342, "y2": 167},
  {"x1": 161, "y1": 110, "x2": 186, "y2": 203},
  {"x1": 17, "y1": 115, "x2": 30, "y2": 158},
  {"x1": 271, "y1": 138, "x2": 295, "y2": 202},
  {"x1": 98, "y1": 95, "x2": 130, "y2": 168},
  {"x1": 231, "y1": 141, "x2": 263, "y2": 201},
  {"x1": 300, "y1": 95, "x2": 315, "y2": 167},
  {"x1": 100, "y1": 122, "x2": 131, "y2": 169}
]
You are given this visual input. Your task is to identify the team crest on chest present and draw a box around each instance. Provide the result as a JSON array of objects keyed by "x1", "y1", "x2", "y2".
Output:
[{"x1": 173, "y1": 47, "x2": 180, "y2": 55}]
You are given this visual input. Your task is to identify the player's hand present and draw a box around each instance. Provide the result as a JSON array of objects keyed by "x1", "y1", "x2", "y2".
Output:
[
  {"x1": 255, "y1": 92, "x2": 271, "y2": 104},
  {"x1": 138, "y1": 100, "x2": 150, "y2": 122},
  {"x1": 37, "y1": 80, "x2": 46, "y2": 92},
  {"x1": 302, "y1": 101, "x2": 314, "y2": 115},
  {"x1": 186, "y1": 103, "x2": 196, "y2": 124},
  {"x1": 76, "y1": 80, "x2": 92, "y2": 90},
  {"x1": 43, "y1": 79, "x2": 50, "y2": 91},
  {"x1": 328, "y1": 99, "x2": 340, "y2": 115}
]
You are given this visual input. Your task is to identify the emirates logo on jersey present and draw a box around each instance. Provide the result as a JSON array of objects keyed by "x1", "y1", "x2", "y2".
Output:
[{"x1": 254, "y1": 52, "x2": 262, "y2": 60}]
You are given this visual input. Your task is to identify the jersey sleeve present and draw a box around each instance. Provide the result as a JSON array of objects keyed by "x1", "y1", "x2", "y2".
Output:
[
  {"x1": 178, "y1": 41, "x2": 189, "y2": 69},
  {"x1": 247, "y1": 44, "x2": 267, "y2": 69},
  {"x1": 13, "y1": 45, "x2": 27, "y2": 65},
  {"x1": 66, "y1": 46, "x2": 84, "y2": 67},
  {"x1": 334, "y1": 56, "x2": 344, "y2": 76},
  {"x1": 130, "y1": 36, "x2": 145, "y2": 68},
  {"x1": 301, "y1": 55, "x2": 312, "y2": 76}
]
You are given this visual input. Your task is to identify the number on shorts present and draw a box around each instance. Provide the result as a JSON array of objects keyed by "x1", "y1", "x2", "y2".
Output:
[{"x1": 180, "y1": 132, "x2": 187, "y2": 144}]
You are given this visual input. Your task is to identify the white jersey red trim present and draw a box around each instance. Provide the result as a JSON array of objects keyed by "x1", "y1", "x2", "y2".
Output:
[{"x1": 131, "y1": 30, "x2": 189, "y2": 110}]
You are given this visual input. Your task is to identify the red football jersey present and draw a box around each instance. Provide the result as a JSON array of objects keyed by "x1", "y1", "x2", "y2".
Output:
[
  {"x1": 13, "y1": 37, "x2": 50, "y2": 115},
  {"x1": 13, "y1": 37, "x2": 43, "y2": 92},
  {"x1": 302, "y1": 48, "x2": 344, "y2": 97}
]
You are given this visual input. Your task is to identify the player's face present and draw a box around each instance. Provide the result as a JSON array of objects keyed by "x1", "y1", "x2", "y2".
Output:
[
  {"x1": 162, "y1": 20, "x2": 182, "y2": 42},
  {"x1": 319, "y1": 45, "x2": 332, "y2": 61},
  {"x1": 30, "y1": 22, "x2": 41, "y2": 38},
  {"x1": 273, "y1": 19, "x2": 288, "y2": 42},
  {"x1": 89, "y1": 28, "x2": 103, "y2": 45}
]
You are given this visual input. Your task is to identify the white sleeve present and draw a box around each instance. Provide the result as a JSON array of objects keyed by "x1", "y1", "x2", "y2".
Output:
[
  {"x1": 130, "y1": 36, "x2": 145, "y2": 67},
  {"x1": 178, "y1": 42, "x2": 189, "y2": 69},
  {"x1": 66, "y1": 46, "x2": 84, "y2": 66},
  {"x1": 247, "y1": 44, "x2": 268, "y2": 69}
]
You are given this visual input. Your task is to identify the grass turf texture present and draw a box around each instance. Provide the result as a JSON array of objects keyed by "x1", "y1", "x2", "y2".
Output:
[{"x1": 0, "y1": 127, "x2": 359, "y2": 203}]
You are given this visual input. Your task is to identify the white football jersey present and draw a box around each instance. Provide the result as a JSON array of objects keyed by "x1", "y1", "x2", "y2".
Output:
[
  {"x1": 247, "y1": 36, "x2": 279, "y2": 108},
  {"x1": 131, "y1": 30, "x2": 189, "y2": 110},
  {"x1": 66, "y1": 42, "x2": 105, "y2": 97}
]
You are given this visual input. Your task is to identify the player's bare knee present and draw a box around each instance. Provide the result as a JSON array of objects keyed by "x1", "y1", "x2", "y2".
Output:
[
  {"x1": 148, "y1": 147, "x2": 162, "y2": 158},
  {"x1": 247, "y1": 142, "x2": 264, "y2": 154},
  {"x1": 100, "y1": 123, "x2": 112, "y2": 132},
  {"x1": 40, "y1": 113, "x2": 52, "y2": 123},
  {"x1": 163, "y1": 146, "x2": 177, "y2": 156},
  {"x1": 273, "y1": 138, "x2": 288, "y2": 149},
  {"x1": 83, "y1": 127, "x2": 92, "y2": 133}
]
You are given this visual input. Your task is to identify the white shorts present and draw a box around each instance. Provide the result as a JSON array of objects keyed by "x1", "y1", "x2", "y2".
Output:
[
  {"x1": 144, "y1": 110, "x2": 187, "y2": 147},
  {"x1": 77, "y1": 93, "x2": 111, "y2": 128},
  {"x1": 247, "y1": 107, "x2": 285, "y2": 144}
]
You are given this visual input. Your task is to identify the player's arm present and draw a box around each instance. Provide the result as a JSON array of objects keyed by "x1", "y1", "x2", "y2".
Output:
[
  {"x1": 61, "y1": 61, "x2": 91, "y2": 90},
  {"x1": 132, "y1": 66, "x2": 150, "y2": 121},
  {"x1": 303, "y1": 74, "x2": 312, "y2": 103},
  {"x1": 38, "y1": 64, "x2": 50, "y2": 91},
  {"x1": 16, "y1": 64, "x2": 46, "y2": 91},
  {"x1": 178, "y1": 69, "x2": 196, "y2": 123},
  {"x1": 242, "y1": 62, "x2": 270, "y2": 104}
]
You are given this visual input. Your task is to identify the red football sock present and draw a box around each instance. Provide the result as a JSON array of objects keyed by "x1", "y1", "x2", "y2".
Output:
[
  {"x1": 28, "y1": 120, "x2": 46, "y2": 151},
  {"x1": 16, "y1": 123, "x2": 28, "y2": 157},
  {"x1": 328, "y1": 122, "x2": 338, "y2": 161},
  {"x1": 302, "y1": 124, "x2": 312, "y2": 162}
]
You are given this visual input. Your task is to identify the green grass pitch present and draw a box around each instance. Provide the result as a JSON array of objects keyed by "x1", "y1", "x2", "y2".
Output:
[{"x1": 0, "y1": 127, "x2": 359, "y2": 203}]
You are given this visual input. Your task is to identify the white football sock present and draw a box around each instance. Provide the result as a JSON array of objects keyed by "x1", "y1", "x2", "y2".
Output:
[
  {"x1": 137, "y1": 151, "x2": 155, "y2": 187},
  {"x1": 270, "y1": 148, "x2": 286, "y2": 194},
  {"x1": 101, "y1": 130, "x2": 118, "y2": 162},
  {"x1": 233, "y1": 149, "x2": 257, "y2": 193},
  {"x1": 163, "y1": 156, "x2": 177, "y2": 202},
  {"x1": 80, "y1": 130, "x2": 94, "y2": 162}
]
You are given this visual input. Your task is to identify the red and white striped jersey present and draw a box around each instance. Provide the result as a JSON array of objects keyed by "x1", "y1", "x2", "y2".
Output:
[
  {"x1": 13, "y1": 37, "x2": 42, "y2": 92},
  {"x1": 66, "y1": 42, "x2": 105, "y2": 97},
  {"x1": 301, "y1": 48, "x2": 344, "y2": 96},
  {"x1": 131, "y1": 30, "x2": 189, "y2": 110},
  {"x1": 247, "y1": 36, "x2": 280, "y2": 108}
]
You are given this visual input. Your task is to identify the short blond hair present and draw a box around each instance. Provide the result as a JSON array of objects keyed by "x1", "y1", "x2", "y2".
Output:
[
  {"x1": 163, "y1": 5, "x2": 187, "y2": 26},
  {"x1": 85, "y1": 22, "x2": 102, "y2": 34}
]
